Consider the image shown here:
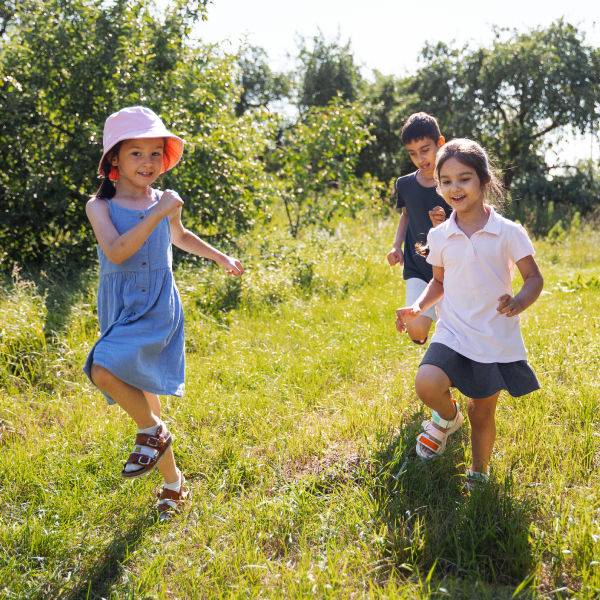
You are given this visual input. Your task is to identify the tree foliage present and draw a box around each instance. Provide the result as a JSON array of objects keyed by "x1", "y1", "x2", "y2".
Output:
[
  {"x1": 1, "y1": 5, "x2": 599, "y2": 270},
  {"x1": 355, "y1": 72, "x2": 417, "y2": 185},
  {"x1": 0, "y1": 0, "x2": 275, "y2": 270},
  {"x1": 511, "y1": 160, "x2": 600, "y2": 234},
  {"x1": 406, "y1": 20, "x2": 600, "y2": 190},
  {"x1": 235, "y1": 44, "x2": 290, "y2": 116},
  {"x1": 296, "y1": 31, "x2": 363, "y2": 110},
  {"x1": 0, "y1": 1, "x2": 16, "y2": 36},
  {"x1": 270, "y1": 98, "x2": 372, "y2": 237}
]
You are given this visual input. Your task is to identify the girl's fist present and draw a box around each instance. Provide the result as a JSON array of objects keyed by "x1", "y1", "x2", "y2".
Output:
[
  {"x1": 429, "y1": 206, "x2": 446, "y2": 227},
  {"x1": 157, "y1": 189, "x2": 184, "y2": 217}
]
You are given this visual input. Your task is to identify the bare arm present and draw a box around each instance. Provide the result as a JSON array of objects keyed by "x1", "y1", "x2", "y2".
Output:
[
  {"x1": 497, "y1": 255, "x2": 543, "y2": 316},
  {"x1": 169, "y1": 208, "x2": 244, "y2": 275},
  {"x1": 387, "y1": 208, "x2": 408, "y2": 266},
  {"x1": 86, "y1": 191, "x2": 183, "y2": 265},
  {"x1": 395, "y1": 265, "x2": 445, "y2": 332}
]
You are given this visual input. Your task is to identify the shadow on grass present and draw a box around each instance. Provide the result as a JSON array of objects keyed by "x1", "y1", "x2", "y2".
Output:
[
  {"x1": 60, "y1": 510, "x2": 153, "y2": 600},
  {"x1": 36, "y1": 266, "x2": 97, "y2": 335},
  {"x1": 373, "y1": 411, "x2": 537, "y2": 589}
]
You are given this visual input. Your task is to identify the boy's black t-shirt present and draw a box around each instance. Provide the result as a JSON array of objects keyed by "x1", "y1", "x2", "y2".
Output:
[{"x1": 396, "y1": 171, "x2": 453, "y2": 283}]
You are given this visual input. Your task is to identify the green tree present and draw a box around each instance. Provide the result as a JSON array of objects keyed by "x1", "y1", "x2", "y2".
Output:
[
  {"x1": 0, "y1": 1, "x2": 16, "y2": 36},
  {"x1": 355, "y1": 72, "x2": 418, "y2": 185},
  {"x1": 407, "y1": 20, "x2": 600, "y2": 190},
  {"x1": 235, "y1": 44, "x2": 290, "y2": 116},
  {"x1": 511, "y1": 160, "x2": 600, "y2": 234},
  {"x1": 296, "y1": 31, "x2": 363, "y2": 110},
  {"x1": 0, "y1": 0, "x2": 275, "y2": 270},
  {"x1": 271, "y1": 97, "x2": 372, "y2": 237}
]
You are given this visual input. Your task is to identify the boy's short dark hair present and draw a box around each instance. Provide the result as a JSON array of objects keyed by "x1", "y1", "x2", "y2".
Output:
[{"x1": 401, "y1": 112, "x2": 441, "y2": 145}]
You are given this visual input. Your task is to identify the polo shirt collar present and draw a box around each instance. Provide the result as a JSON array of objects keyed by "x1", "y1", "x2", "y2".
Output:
[
  {"x1": 482, "y1": 206, "x2": 502, "y2": 235},
  {"x1": 443, "y1": 210, "x2": 461, "y2": 238},
  {"x1": 443, "y1": 205, "x2": 501, "y2": 239}
]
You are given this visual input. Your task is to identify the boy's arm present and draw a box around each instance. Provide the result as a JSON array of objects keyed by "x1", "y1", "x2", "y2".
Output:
[
  {"x1": 387, "y1": 208, "x2": 408, "y2": 266},
  {"x1": 169, "y1": 207, "x2": 244, "y2": 275},
  {"x1": 497, "y1": 255, "x2": 543, "y2": 316}
]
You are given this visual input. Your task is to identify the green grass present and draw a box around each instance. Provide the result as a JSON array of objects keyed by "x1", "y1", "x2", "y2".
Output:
[{"x1": 2, "y1": 217, "x2": 600, "y2": 599}]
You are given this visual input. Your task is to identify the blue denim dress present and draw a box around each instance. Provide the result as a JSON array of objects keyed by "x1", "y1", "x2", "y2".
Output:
[{"x1": 83, "y1": 194, "x2": 185, "y2": 404}]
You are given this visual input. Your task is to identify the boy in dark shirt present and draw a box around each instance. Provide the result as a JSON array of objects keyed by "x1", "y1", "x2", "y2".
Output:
[{"x1": 387, "y1": 112, "x2": 451, "y2": 344}]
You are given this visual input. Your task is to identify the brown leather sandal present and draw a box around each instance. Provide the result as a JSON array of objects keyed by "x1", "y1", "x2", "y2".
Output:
[
  {"x1": 121, "y1": 421, "x2": 173, "y2": 480},
  {"x1": 156, "y1": 476, "x2": 191, "y2": 522}
]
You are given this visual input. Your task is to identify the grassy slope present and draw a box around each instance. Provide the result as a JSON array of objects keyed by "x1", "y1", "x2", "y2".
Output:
[{"x1": 1, "y1": 218, "x2": 600, "y2": 599}]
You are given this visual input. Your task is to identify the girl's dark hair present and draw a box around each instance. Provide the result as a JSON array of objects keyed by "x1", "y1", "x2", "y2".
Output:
[
  {"x1": 435, "y1": 139, "x2": 505, "y2": 208},
  {"x1": 95, "y1": 141, "x2": 123, "y2": 199},
  {"x1": 94, "y1": 137, "x2": 176, "y2": 199},
  {"x1": 415, "y1": 139, "x2": 506, "y2": 257}
]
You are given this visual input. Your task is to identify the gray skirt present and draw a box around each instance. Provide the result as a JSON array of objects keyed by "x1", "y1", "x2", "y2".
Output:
[{"x1": 420, "y1": 342, "x2": 540, "y2": 399}]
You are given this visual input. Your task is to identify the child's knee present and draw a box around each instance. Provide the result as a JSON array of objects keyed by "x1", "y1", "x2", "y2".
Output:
[
  {"x1": 415, "y1": 365, "x2": 450, "y2": 401},
  {"x1": 90, "y1": 363, "x2": 112, "y2": 388},
  {"x1": 467, "y1": 402, "x2": 495, "y2": 428},
  {"x1": 406, "y1": 320, "x2": 430, "y2": 344}
]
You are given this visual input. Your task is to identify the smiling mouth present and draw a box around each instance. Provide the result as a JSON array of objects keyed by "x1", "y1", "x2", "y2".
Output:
[
  {"x1": 421, "y1": 163, "x2": 431, "y2": 170},
  {"x1": 452, "y1": 195, "x2": 466, "y2": 202},
  {"x1": 138, "y1": 172, "x2": 153, "y2": 176}
]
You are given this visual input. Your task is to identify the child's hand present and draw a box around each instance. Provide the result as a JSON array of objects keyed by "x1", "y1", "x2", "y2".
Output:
[
  {"x1": 429, "y1": 206, "x2": 446, "y2": 227},
  {"x1": 157, "y1": 189, "x2": 184, "y2": 217},
  {"x1": 219, "y1": 256, "x2": 244, "y2": 276},
  {"x1": 387, "y1": 247, "x2": 404, "y2": 266},
  {"x1": 497, "y1": 294, "x2": 523, "y2": 317},
  {"x1": 395, "y1": 306, "x2": 421, "y2": 332}
]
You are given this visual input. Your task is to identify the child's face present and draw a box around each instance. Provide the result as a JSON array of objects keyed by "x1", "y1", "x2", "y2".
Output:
[
  {"x1": 438, "y1": 157, "x2": 485, "y2": 214},
  {"x1": 404, "y1": 136, "x2": 444, "y2": 178},
  {"x1": 112, "y1": 138, "x2": 164, "y2": 187}
]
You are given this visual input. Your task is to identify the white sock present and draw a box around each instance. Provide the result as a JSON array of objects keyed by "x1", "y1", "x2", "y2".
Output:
[
  {"x1": 138, "y1": 422, "x2": 160, "y2": 435},
  {"x1": 163, "y1": 470, "x2": 182, "y2": 493}
]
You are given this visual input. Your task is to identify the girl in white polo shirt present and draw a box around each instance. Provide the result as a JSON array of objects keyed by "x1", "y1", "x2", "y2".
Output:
[{"x1": 395, "y1": 139, "x2": 543, "y2": 487}]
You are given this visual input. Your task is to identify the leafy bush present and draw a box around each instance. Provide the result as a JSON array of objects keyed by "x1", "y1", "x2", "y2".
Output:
[
  {"x1": 0, "y1": 0, "x2": 277, "y2": 271},
  {"x1": 269, "y1": 97, "x2": 374, "y2": 237},
  {"x1": 509, "y1": 161, "x2": 600, "y2": 235}
]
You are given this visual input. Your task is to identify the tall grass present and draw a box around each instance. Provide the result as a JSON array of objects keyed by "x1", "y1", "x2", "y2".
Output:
[{"x1": 2, "y1": 217, "x2": 600, "y2": 598}]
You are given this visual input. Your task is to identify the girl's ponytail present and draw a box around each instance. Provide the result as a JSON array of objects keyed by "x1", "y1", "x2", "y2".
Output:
[
  {"x1": 94, "y1": 142, "x2": 122, "y2": 199},
  {"x1": 95, "y1": 176, "x2": 117, "y2": 200},
  {"x1": 415, "y1": 242, "x2": 430, "y2": 257}
]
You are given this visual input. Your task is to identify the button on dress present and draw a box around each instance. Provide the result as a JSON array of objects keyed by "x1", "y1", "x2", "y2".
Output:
[{"x1": 83, "y1": 194, "x2": 185, "y2": 404}]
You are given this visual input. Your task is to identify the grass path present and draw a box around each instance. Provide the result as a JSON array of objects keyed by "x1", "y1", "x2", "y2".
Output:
[{"x1": 2, "y1": 218, "x2": 600, "y2": 598}]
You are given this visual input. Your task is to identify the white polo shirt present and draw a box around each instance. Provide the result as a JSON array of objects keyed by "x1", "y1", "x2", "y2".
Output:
[{"x1": 426, "y1": 207, "x2": 535, "y2": 363}]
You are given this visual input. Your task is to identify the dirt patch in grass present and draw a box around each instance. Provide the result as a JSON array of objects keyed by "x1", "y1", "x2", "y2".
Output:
[
  {"x1": 286, "y1": 441, "x2": 372, "y2": 482},
  {"x1": 536, "y1": 559, "x2": 580, "y2": 597}
]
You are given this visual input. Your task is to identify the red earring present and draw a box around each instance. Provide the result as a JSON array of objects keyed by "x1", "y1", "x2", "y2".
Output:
[{"x1": 109, "y1": 166, "x2": 119, "y2": 181}]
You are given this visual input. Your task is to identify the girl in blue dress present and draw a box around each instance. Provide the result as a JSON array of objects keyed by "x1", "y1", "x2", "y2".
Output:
[{"x1": 84, "y1": 106, "x2": 244, "y2": 520}]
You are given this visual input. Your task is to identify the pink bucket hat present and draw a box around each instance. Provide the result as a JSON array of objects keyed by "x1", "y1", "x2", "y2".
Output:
[{"x1": 98, "y1": 106, "x2": 184, "y2": 176}]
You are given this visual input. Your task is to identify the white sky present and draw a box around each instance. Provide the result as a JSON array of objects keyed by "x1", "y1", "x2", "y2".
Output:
[
  {"x1": 194, "y1": 0, "x2": 599, "y2": 76},
  {"x1": 160, "y1": 0, "x2": 600, "y2": 163}
]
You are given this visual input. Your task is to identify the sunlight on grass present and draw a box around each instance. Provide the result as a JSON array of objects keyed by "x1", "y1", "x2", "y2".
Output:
[{"x1": 2, "y1": 219, "x2": 600, "y2": 598}]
